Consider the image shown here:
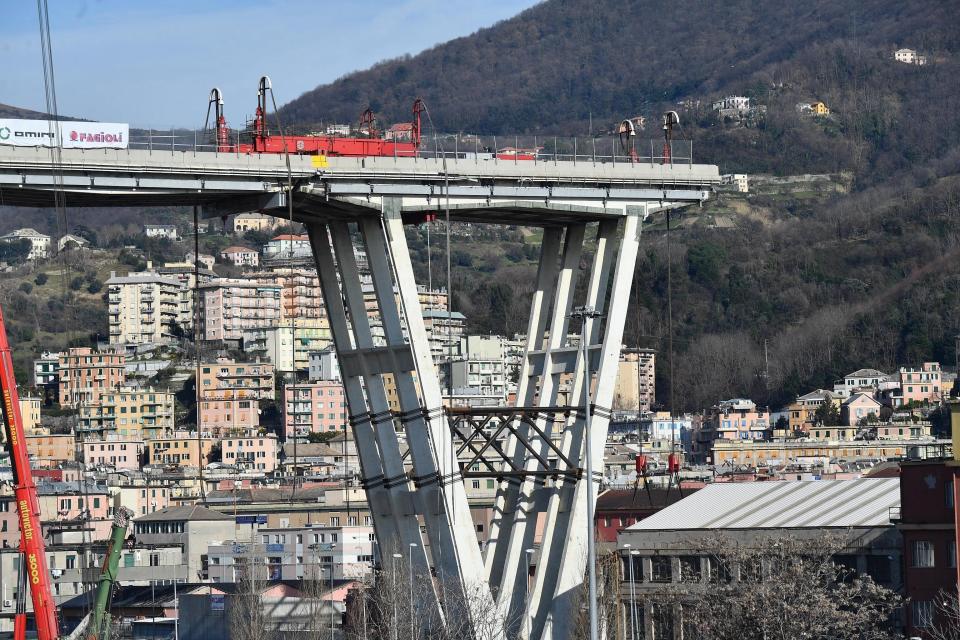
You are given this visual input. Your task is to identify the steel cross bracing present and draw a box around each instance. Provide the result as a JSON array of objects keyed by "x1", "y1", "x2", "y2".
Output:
[{"x1": 0, "y1": 144, "x2": 716, "y2": 640}]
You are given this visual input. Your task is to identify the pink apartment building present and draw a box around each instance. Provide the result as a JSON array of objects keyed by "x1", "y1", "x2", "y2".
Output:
[
  {"x1": 283, "y1": 381, "x2": 348, "y2": 437},
  {"x1": 200, "y1": 279, "x2": 282, "y2": 343},
  {"x1": 198, "y1": 398, "x2": 260, "y2": 435},
  {"x1": 892, "y1": 362, "x2": 942, "y2": 406},
  {"x1": 58, "y1": 347, "x2": 126, "y2": 408},
  {"x1": 222, "y1": 434, "x2": 279, "y2": 472},
  {"x1": 82, "y1": 437, "x2": 144, "y2": 470}
]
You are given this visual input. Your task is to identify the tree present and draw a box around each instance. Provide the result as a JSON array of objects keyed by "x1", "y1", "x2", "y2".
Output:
[
  {"x1": 926, "y1": 590, "x2": 960, "y2": 640},
  {"x1": 774, "y1": 415, "x2": 789, "y2": 432},
  {"x1": 639, "y1": 534, "x2": 902, "y2": 640},
  {"x1": 813, "y1": 399, "x2": 841, "y2": 426},
  {"x1": 0, "y1": 239, "x2": 32, "y2": 265},
  {"x1": 229, "y1": 558, "x2": 273, "y2": 640},
  {"x1": 34, "y1": 272, "x2": 48, "y2": 286},
  {"x1": 18, "y1": 282, "x2": 32, "y2": 294}
]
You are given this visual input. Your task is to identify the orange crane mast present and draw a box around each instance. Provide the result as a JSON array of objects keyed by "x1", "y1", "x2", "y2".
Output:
[{"x1": 0, "y1": 305, "x2": 59, "y2": 640}]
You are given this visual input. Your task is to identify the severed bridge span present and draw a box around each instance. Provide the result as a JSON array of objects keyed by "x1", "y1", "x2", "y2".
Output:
[{"x1": 0, "y1": 145, "x2": 719, "y2": 640}]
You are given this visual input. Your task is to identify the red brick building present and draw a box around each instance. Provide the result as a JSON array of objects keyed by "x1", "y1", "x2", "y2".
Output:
[
  {"x1": 898, "y1": 459, "x2": 958, "y2": 635},
  {"x1": 594, "y1": 487, "x2": 696, "y2": 544}
]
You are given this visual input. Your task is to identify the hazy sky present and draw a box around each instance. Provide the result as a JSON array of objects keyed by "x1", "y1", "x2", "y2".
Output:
[{"x1": 1, "y1": 0, "x2": 540, "y2": 128}]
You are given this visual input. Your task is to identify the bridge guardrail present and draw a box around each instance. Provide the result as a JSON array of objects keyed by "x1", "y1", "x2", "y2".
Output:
[{"x1": 124, "y1": 129, "x2": 694, "y2": 167}]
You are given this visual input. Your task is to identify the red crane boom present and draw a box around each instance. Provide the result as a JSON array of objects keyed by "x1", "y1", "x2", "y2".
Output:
[{"x1": 0, "y1": 306, "x2": 59, "y2": 640}]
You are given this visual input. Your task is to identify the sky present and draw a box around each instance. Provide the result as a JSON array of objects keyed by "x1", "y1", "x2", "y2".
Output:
[{"x1": 1, "y1": 0, "x2": 541, "y2": 128}]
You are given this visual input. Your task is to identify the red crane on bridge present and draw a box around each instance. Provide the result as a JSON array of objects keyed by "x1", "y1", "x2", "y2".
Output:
[{"x1": 207, "y1": 77, "x2": 425, "y2": 158}]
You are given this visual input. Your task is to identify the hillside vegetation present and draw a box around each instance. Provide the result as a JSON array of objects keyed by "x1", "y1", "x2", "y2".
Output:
[{"x1": 3, "y1": 0, "x2": 960, "y2": 412}]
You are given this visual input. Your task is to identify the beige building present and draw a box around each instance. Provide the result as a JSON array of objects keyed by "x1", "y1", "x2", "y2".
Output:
[
  {"x1": 222, "y1": 434, "x2": 279, "y2": 472},
  {"x1": 78, "y1": 387, "x2": 175, "y2": 438},
  {"x1": 0, "y1": 228, "x2": 50, "y2": 260},
  {"x1": 146, "y1": 432, "x2": 217, "y2": 467},
  {"x1": 18, "y1": 395, "x2": 42, "y2": 434},
  {"x1": 233, "y1": 212, "x2": 279, "y2": 234},
  {"x1": 613, "y1": 349, "x2": 656, "y2": 411},
  {"x1": 199, "y1": 278, "x2": 282, "y2": 343},
  {"x1": 58, "y1": 347, "x2": 126, "y2": 408},
  {"x1": 199, "y1": 358, "x2": 275, "y2": 401},
  {"x1": 710, "y1": 439, "x2": 920, "y2": 465},
  {"x1": 198, "y1": 398, "x2": 260, "y2": 436},
  {"x1": 26, "y1": 433, "x2": 76, "y2": 466},
  {"x1": 106, "y1": 270, "x2": 182, "y2": 345}
]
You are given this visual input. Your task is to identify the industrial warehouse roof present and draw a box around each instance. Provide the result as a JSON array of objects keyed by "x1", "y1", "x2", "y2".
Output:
[{"x1": 626, "y1": 478, "x2": 899, "y2": 531}]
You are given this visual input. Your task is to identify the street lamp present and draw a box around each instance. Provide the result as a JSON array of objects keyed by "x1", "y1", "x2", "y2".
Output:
[
  {"x1": 392, "y1": 553, "x2": 402, "y2": 640},
  {"x1": 408, "y1": 543, "x2": 418, "y2": 640},
  {"x1": 570, "y1": 305, "x2": 602, "y2": 640}
]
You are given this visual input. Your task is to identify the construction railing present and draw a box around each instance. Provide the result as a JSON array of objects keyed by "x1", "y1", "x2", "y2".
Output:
[{"x1": 124, "y1": 128, "x2": 695, "y2": 166}]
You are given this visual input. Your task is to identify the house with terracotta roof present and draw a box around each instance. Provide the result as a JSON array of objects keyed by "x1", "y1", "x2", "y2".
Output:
[{"x1": 219, "y1": 245, "x2": 259, "y2": 267}]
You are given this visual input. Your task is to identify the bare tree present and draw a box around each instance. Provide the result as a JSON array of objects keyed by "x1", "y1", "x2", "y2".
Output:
[
  {"x1": 926, "y1": 590, "x2": 960, "y2": 640},
  {"x1": 230, "y1": 557, "x2": 274, "y2": 640},
  {"x1": 345, "y1": 556, "x2": 519, "y2": 640},
  {"x1": 629, "y1": 534, "x2": 902, "y2": 640}
]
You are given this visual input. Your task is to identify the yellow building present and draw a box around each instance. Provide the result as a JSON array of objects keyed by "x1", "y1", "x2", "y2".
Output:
[
  {"x1": 146, "y1": 432, "x2": 217, "y2": 467},
  {"x1": 78, "y1": 387, "x2": 175, "y2": 438},
  {"x1": 711, "y1": 439, "x2": 914, "y2": 466},
  {"x1": 811, "y1": 101, "x2": 830, "y2": 115},
  {"x1": 18, "y1": 396, "x2": 42, "y2": 434}
]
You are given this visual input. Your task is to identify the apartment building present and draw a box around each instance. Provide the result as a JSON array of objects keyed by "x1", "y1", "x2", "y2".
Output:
[
  {"x1": 441, "y1": 335, "x2": 508, "y2": 403},
  {"x1": 18, "y1": 395, "x2": 42, "y2": 434},
  {"x1": 308, "y1": 347, "x2": 340, "y2": 382},
  {"x1": 133, "y1": 505, "x2": 234, "y2": 578},
  {"x1": 81, "y1": 436, "x2": 144, "y2": 470},
  {"x1": 26, "y1": 434, "x2": 76, "y2": 466},
  {"x1": 702, "y1": 398, "x2": 770, "y2": 442},
  {"x1": 283, "y1": 381, "x2": 348, "y2": 437},
  {"x1": 254, "y1": 268, "x2": 326, "y2": 321},
  {"x1": 221, "y1": 434, "x2": 279, "y2": 472},
  {"x1": 77, "y1": 387, "x2": 175, "y2": 438},
  {"x1": 106, "y1": 270, "x2": 182, "y2": 346},
  {"x1": 207, "y1": 524, "x2": 375, "y2": 581},
  {"x1": 199, "y1": 279, "x2": 282, "y2": 344},
  {"x1": 613, "y1": 349, "x2": 656, "y2": 412},
  {"x1": 58, "y1": 348, "x2": 126, "y2": 408},
  {"x1": 422, "y1": 310, "x2": 466, "y2": 360},
  {"x1": 34, "y1": 351, "x2": 61, "y2": 386},
  {"x1": 242, "y1": 321, "x2": 333, "y2": 372},
  {"x1": 154, "y1": 262, "x2": 216, "y2": 329},
  {"x1": 146, "y1": 433, "x2": 217, "y2": 467},
  {"x1": 232, "y1": 212, "x2": 278, "y2": 234},
  {"x1": 199, "y1": 358, "x2": 275, "y2": 401},
  {"x1": 198, "y1": 398, "x2": 260, "y2": 435},
  {"x1": 891, "y1": 362, "x2": 942, "y2": 407},
  {"x1": 786, "y1": 389, "x2": 838, "y2": 433}
]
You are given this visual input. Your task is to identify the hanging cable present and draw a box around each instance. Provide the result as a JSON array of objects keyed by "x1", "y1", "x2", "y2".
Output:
[
  {"x1": 259, "y1": 76, "x2": 299, "y2": 498},
  {"x1": 193, "y1": 205, "x2": 206, "y2": 500}
]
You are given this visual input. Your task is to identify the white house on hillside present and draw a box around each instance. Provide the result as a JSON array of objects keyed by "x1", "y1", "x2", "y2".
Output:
[{"x1": 1, "y1": 228, "x2": 51, "y2": 260}]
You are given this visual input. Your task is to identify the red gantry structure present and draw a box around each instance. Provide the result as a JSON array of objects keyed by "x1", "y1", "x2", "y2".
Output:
[{"x1": 207, "y1": 77, "x2": 425, "y2": 158}]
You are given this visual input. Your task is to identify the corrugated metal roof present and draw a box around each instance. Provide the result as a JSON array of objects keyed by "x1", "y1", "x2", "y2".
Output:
[{"x1": 626, "y1": 478, "x2": 899, "y2": 530}]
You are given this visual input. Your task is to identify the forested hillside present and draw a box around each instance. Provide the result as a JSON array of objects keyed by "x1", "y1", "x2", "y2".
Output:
[
  {"x1": 280, "y1": 0, "x2": 960, "y2": 410},
  {"x1": 3, "y1": 0, "x2": 960, "y2": 411}
]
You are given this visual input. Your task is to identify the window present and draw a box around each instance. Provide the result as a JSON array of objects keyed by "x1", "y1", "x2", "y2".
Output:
[
  {"x1": 948, "y1": 479, "x2": 955, "y2": 509},
  {"x1": 866, "y1": 555, "x2": 891, "y2": 585},
  {"x1": 330, "y1": 517, "x2": 340, "y2": 527},
  {"x1": 707, "y1": 556, "x2": 730, "y2": 583},
  {"x1": 66, "y1": 555, "x2": 76, "y2": 569},
  {"x1": 679, "y1": 556, "x2": 701, "y2": 583},
  {"x1": 951, "y1": 540, "x2": 957, "y2": 569},
  {"x1": 912, "y1": 540, "x2": 935, "y2": 568},
  {"x1": 651, "y1": 556, "x2": 672, "y2": 583},
  {"x1": 912, "y1": 600, "x2": 934, "y2": 628}
]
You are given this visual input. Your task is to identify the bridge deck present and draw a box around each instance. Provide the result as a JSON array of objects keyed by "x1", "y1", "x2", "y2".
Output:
[{"x1": 0, "y1": 146, "x2": 720, "y2": 224}]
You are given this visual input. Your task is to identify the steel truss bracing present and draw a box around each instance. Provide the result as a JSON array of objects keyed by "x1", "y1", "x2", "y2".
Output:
[{"x1": 302, "y1": 197, "x2": 646, "y2": 640}]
